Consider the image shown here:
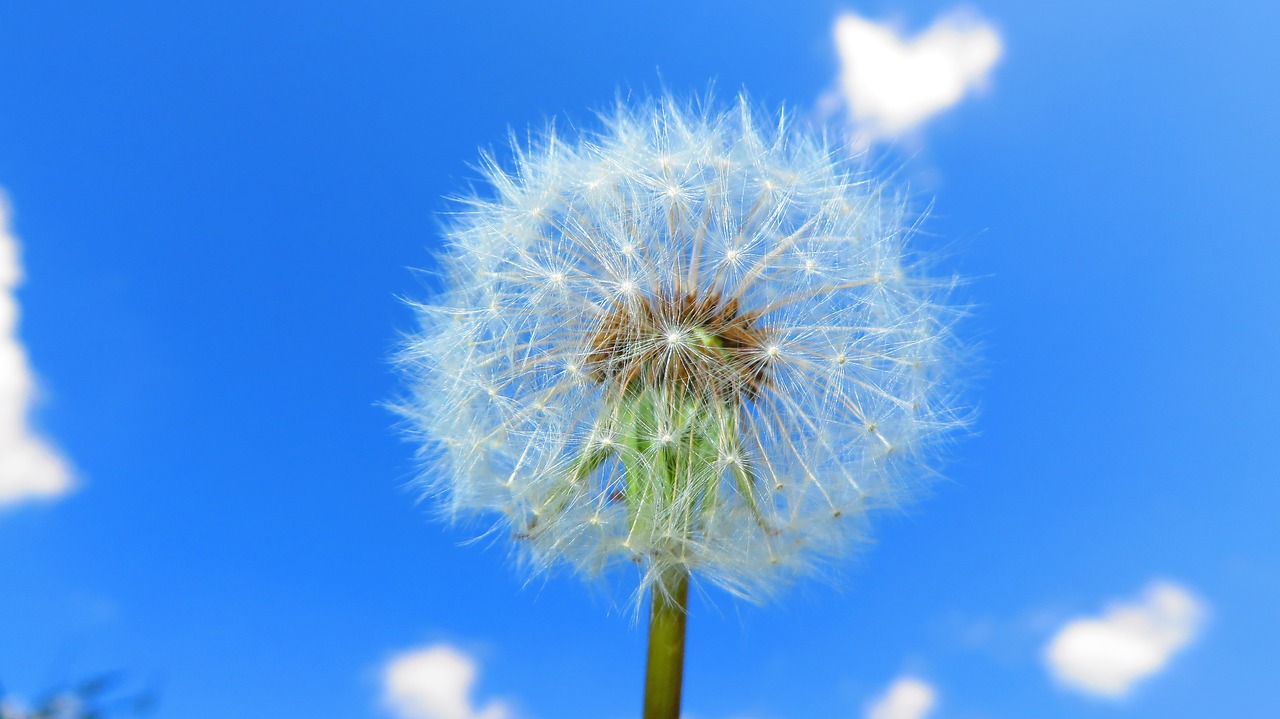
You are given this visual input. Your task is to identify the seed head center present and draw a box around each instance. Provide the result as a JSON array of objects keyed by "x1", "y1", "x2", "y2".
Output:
[{"x1": 587, "y1": 290, "x2": 771, "y2": 401}]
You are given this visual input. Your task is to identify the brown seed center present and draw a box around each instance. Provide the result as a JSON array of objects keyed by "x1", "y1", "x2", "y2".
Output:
[{"x1": 586, "y1": 291, "x2": 772, "y2": 401}]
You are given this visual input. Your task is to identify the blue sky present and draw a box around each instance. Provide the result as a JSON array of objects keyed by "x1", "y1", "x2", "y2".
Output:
[{"x1": 1, "y1": 1, "x2": 1277, "y2": 718}]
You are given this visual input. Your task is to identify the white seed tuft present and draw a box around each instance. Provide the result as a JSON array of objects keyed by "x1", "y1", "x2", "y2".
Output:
[{"x1": 394, "y1": 95, "x2": 966, "y2": 603}]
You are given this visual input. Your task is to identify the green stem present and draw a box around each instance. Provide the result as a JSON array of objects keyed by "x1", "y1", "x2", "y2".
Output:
[{"x1": 643, "y1": 568, "x2": 690, "y2": 719}]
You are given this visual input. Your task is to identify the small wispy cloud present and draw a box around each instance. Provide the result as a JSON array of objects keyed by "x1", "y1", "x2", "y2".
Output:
[
  {"x1": 1043, "y1": 580, "x2": 1206, "y2": 699},
  {"x1": 0, "y1": 189, "x2": 73, "y2": 509},
  {"x1": 830, "y1": 8, "x2": 1002, "y2": 141},
  {"x1": 865, "y1": 676, "x2": 937, "y2": 719},
  {"x1": 382, "y1": 643, "x2": 509, "y2": 719}
]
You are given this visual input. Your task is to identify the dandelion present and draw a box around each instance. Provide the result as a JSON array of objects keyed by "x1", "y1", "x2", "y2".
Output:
[{"x1": 395, "y1": 95, "x2": 965, "y2": 719}]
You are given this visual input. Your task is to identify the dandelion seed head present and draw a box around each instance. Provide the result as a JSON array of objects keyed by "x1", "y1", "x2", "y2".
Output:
[{"x1": 395, "y1": 95, "x2": 966, "y2": 602}]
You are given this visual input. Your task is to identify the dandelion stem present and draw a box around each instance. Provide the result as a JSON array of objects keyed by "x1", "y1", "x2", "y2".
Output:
[{"x1": 643, "y1": 567, "x2": 690, "y2": 719}]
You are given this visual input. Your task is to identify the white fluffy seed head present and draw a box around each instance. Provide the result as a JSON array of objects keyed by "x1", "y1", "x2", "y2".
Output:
[{"x1": 395, "y1": 95, "x2": 966, "y2": 603}]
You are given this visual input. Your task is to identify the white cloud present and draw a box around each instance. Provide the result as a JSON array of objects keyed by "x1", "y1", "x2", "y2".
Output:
[
  {"x1": 1043, "y1": 580, "x2": 1206, "y2": 698},
  {"x1": 382, "y1": 644, "x2": 509, "y2": 719},
  {"x1": 0, "y1": 189, "x2": 73, "y2": 508},
  {"x1": 865, "y1": 676, "x2": 936, "y2": 719},
  {"x1": 832, "y1": 9, "x2": 1002, "y2": 140}
]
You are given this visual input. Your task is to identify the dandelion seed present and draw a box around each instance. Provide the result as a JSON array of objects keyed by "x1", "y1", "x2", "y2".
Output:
[{"x1": 394, "y1": 94, "x2": 966, "y2": 719}]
